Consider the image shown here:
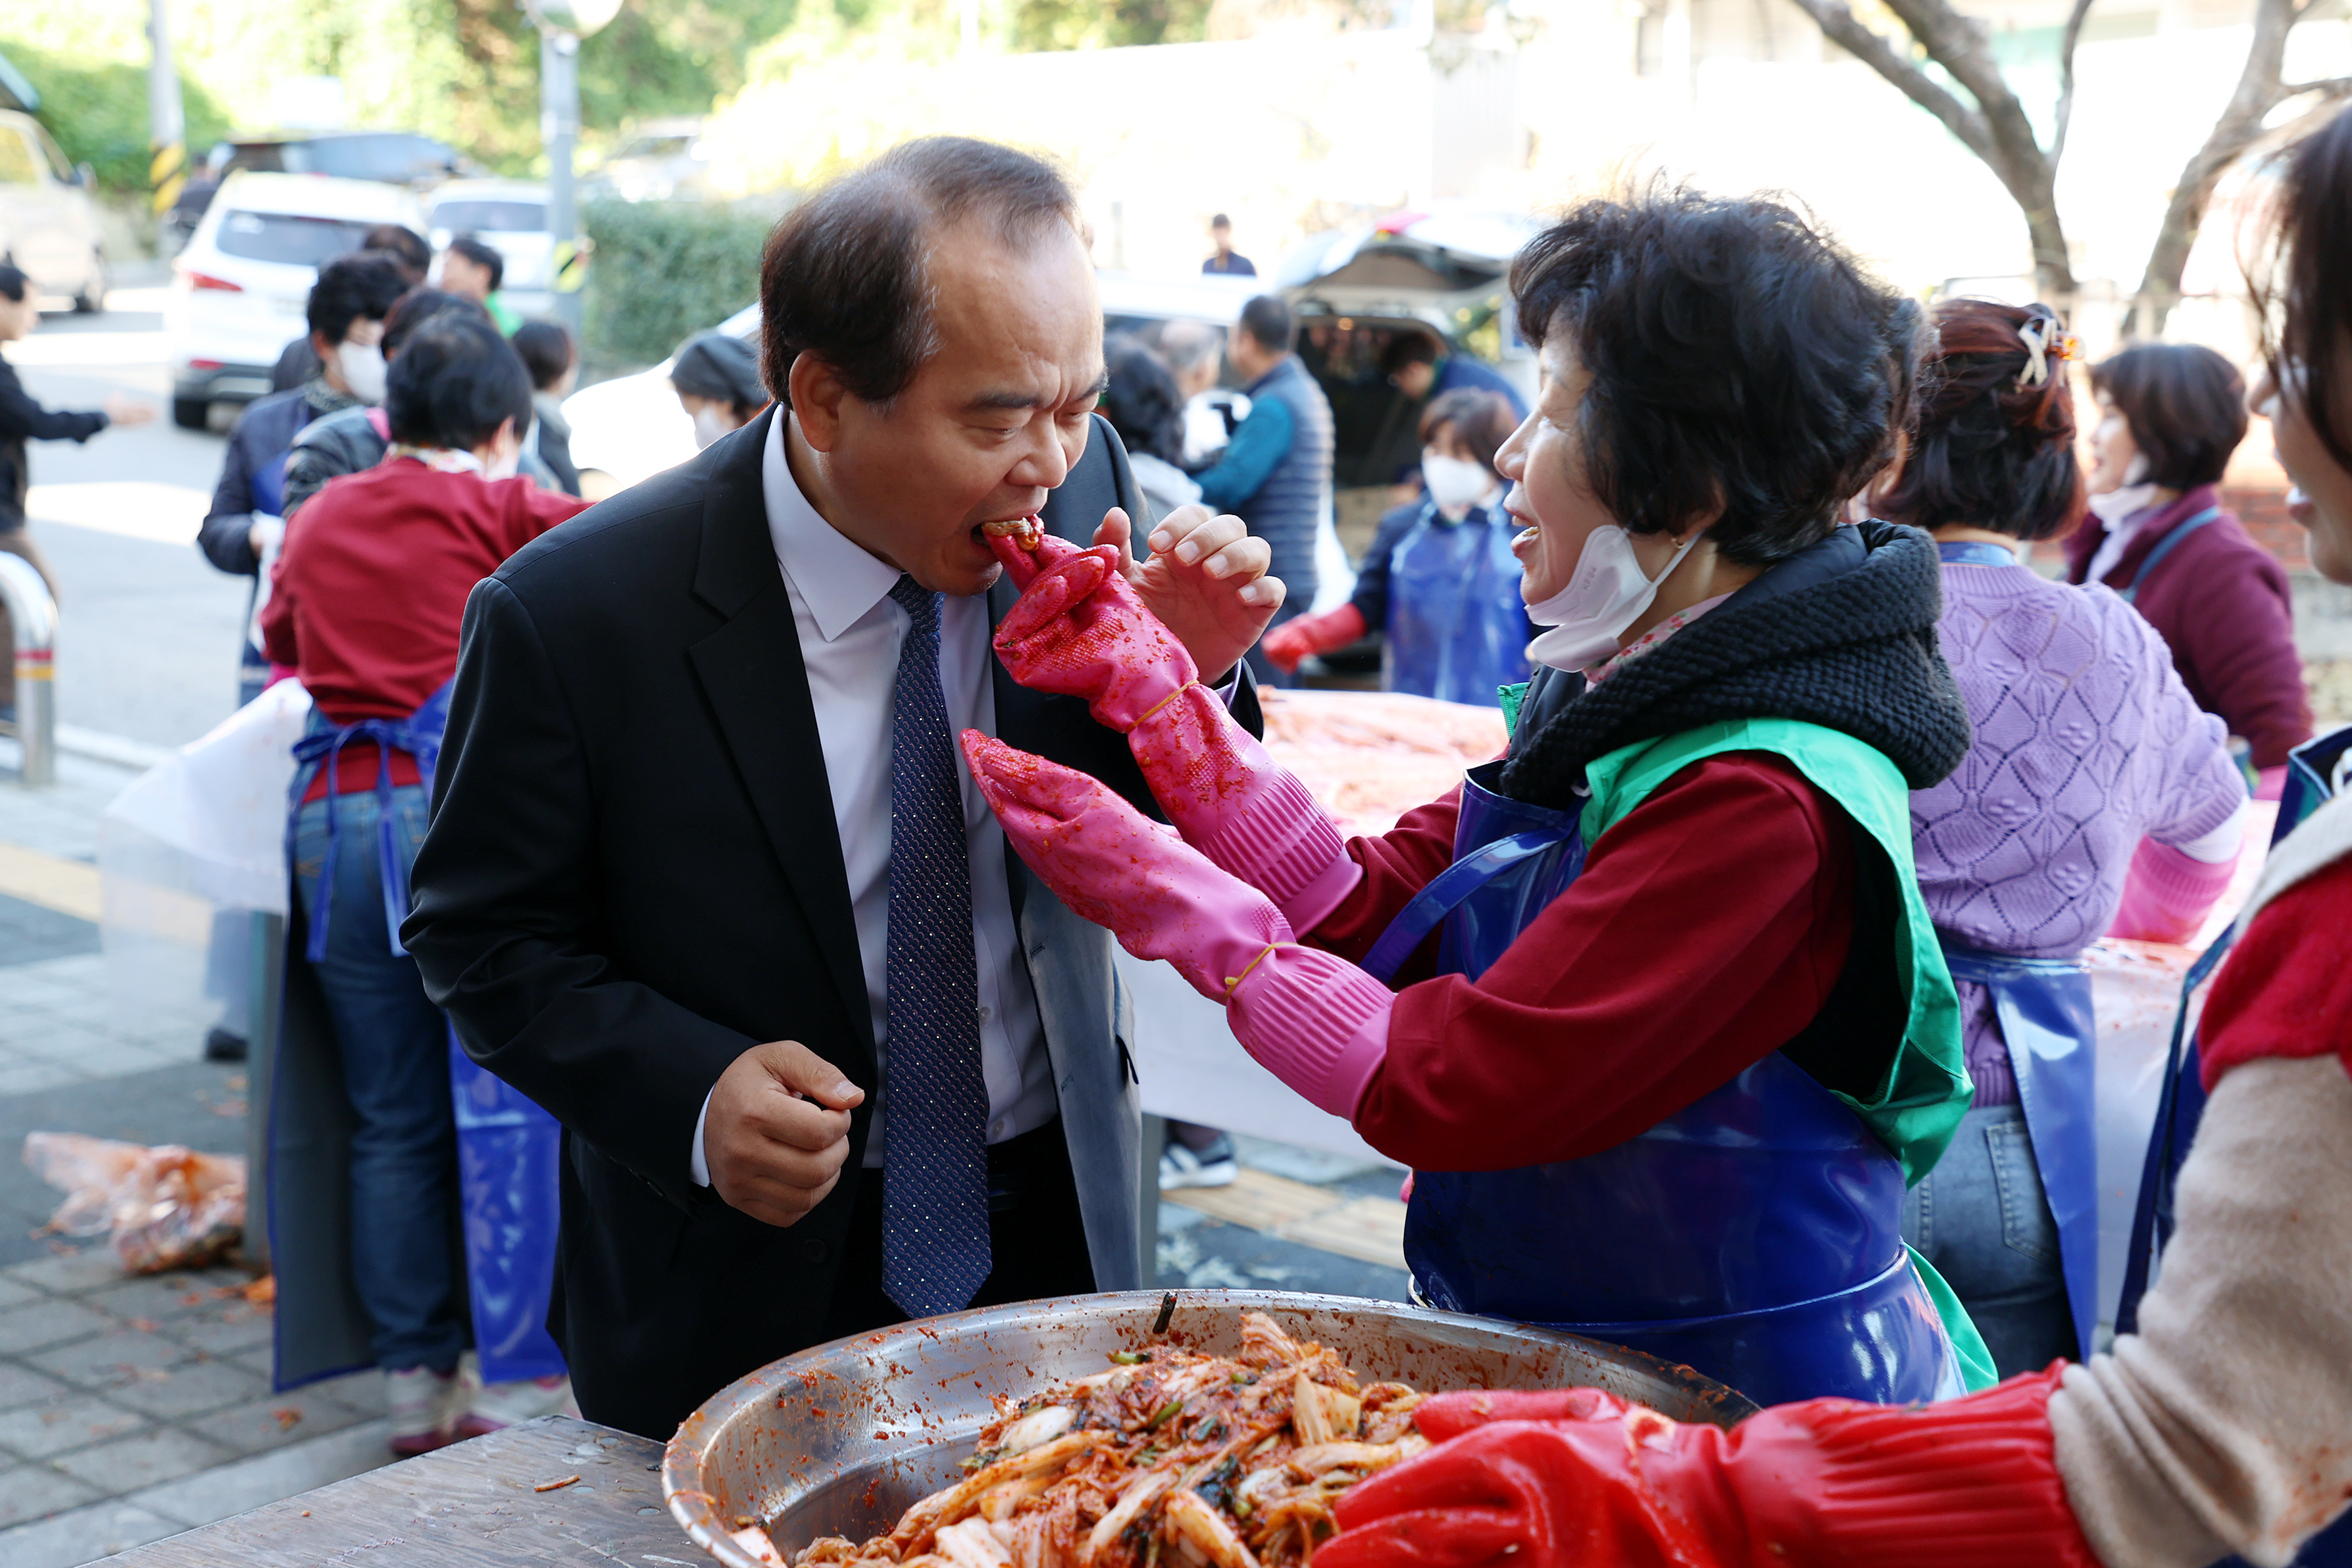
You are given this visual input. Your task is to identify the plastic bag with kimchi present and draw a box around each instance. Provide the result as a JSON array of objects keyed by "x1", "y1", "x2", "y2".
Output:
[{"x1": 23, "y1": 1133, "x2": 247, "y2": 1273}]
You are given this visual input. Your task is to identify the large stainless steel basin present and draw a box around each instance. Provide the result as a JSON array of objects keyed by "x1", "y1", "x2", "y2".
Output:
[{"x1": 664, "y1": 1290, "x2": 1757, "y2": 1567}]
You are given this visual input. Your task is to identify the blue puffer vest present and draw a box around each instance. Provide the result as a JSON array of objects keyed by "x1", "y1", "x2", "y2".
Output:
[{"x1": 1239, "y1": 356, "x2": 1334, "y2": 605}]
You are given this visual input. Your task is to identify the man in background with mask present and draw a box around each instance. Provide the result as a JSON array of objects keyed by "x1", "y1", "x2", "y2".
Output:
[
  {"x1": 199, "y1": 250, "x2": 409, "y2": 708},
  {"x1": 672, "y1": 329, "x2": 768, "y2": 449}
]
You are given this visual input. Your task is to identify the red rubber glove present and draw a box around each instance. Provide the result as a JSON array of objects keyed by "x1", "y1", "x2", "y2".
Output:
[
  {"x1": 989, "y1": 533, "x2": 1197, "y2": 732},
  {"x1": 1261, "y1": 602, "x2": 1368, "y2": 674},
  {"x1": 964, "y1": 732, "x2": 1393, "y2": 1117},
  {"x1": 1320, "y1": 1370, "x2": 2099, "y2": 1568}
]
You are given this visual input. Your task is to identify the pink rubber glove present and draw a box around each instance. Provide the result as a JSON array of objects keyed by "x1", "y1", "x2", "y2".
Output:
[
  {"x1": 989, "y1": 535, "x2": 1197, "y2": 732},
  {"x1": 2107, "y1": 835, "x2": 2239, "y2": 944},
  {"x1": 1320, "y1": 1370, "x2": 2099, "y2": 1568},
  {"x1": 963, "y1": 733, "x2": 1392, "y2": 1119},
  {"x1": 990, "y1": 527, "x2": 1360, "y2": 931},
  {"x1": 1262, "y1": 602, "x2": 1368, "y2": 674}
]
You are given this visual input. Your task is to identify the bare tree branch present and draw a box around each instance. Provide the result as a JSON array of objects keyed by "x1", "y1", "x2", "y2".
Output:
[
  {"x1": 1780, "y1": 0, "x2": 1995, "y2": 161},
  {"x1": 2052, "y1": 0, "x2": 2097, "y2": 166},
  {"x1": 2281, "y1": 74, "x2": 2352, "y2": 98}
]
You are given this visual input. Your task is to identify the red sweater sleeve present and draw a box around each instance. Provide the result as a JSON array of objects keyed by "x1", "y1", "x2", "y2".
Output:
[
  {"x1": 1349, "y1": 754, "x2": 1857, "y2": 1171},
  {"x1": 2199, "y1": 854, "x2": 2352, "y2": 1089}
]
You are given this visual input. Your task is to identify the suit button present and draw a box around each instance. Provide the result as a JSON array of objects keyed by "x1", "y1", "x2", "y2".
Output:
[{"x1": 802, "y1": 1237, "x2": 830, "y2": 1264}]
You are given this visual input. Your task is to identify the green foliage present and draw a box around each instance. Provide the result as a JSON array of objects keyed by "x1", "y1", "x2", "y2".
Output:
[
  {"x1": 581, "y1": 197, "x2": 772, "y2": 366},
  {"x1": 581, "y1": 0, "x2": 801, "y2": 132},
  {"x1": 1, "y1": 38, "x2": 233, "y2": 191},
  {"x1": 1007, "y1": 0, "x2": 1213, "y2": 51}
]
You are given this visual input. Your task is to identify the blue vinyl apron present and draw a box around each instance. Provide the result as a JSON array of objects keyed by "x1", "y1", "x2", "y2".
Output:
[
  {"x1": 268, "y1": 680, "x2": 566, "y2": 1387},
  {"x1": 1361, "y1": 722, "x2": 1989, "y2": 1408},
  {"x1": 2118, "y1": 722, "x2": 2352, "y2": 1568},
  {"x1": 1382, "y1": 501, "x2": 1530, "y2": 709},
  {"x1": 1929, "y1": 543, "x2": 2104, "y2": 1362}
]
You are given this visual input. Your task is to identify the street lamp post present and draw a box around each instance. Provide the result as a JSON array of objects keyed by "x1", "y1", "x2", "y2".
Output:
[{"x1": 522, "y1": 0, "x2": 621, "y2": 337}]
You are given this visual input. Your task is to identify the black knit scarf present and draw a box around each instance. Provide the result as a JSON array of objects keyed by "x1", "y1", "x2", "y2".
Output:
[{"x1": 1499, "y1": 521, "x2": 1972, "y2": 812}]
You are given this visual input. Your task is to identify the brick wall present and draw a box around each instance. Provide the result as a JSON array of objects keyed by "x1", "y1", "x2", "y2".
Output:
[{"x1": 2028, "y1": 485, "x2": 2311, "y2": 574}]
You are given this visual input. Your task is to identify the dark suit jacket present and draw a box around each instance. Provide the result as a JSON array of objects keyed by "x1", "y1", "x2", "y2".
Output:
[{"x1": 403, "y1": 408, "x2": 1257, "y2": 1438}]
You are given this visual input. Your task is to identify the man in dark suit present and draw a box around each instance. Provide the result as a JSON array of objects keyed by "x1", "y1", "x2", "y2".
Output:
[{"x1": 402, "y1": 137, "x2": 1284, "y2": 1439}]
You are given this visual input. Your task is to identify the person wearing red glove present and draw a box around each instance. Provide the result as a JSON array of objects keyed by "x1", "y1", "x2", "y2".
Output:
[
  {"x1": 1301, "y1": 103, "x2": 2352, "y2": 1568},
  {"x1": 1263, "y1": 389, "x2": 1532, "y2": 707},
  {"x1": 968, "y1": 187, "x2": 1999, "y2": 1411}
]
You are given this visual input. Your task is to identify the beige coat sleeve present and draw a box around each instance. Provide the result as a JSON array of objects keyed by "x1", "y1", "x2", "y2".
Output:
[{"x1": 2047, "y1": 1055, "x2": 2352, "y2": 1568}]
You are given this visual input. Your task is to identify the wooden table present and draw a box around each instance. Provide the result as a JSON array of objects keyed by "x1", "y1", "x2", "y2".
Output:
[{"x1": 113, "y1": 1416, "x2": 701, "y2": 1567}]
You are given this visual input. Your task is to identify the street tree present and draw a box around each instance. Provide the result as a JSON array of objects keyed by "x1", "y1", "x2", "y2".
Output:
[{"x1": 1781, "y1": 0, "x2": 2352, "y2": 332}]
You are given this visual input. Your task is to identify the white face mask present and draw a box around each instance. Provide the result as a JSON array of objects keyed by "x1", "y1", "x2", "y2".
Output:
[
  {"x1": 692, "y1": 406, "x2": 734, "y2": 451},
  {"x1": 337, "y1": 341, "x2": 388, "y2": 405},
  {"x1": 2088, "y1": 453, "x2": 2157, "y2": 525},
  {"x1": 1522, "y1": 524, "x2": 1699, "y2": 674},
  {"x1": 1421, "y1": 451, "x2": 1494, "y2": 513}
]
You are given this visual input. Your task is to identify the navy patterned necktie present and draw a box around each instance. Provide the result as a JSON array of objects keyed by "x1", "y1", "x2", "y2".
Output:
[{"x1": 880, "y1": 574, "x2": 994, "y2": 1319}]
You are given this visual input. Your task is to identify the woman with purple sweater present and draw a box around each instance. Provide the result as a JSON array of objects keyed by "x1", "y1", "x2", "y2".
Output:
[{"x1": 1878, "y1": 300, "x2": 2248, "y2": 1377}]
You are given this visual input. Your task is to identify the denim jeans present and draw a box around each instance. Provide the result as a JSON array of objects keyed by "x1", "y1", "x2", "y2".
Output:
[
  {"x1": 1901, "y1": 1102, "x2": 2077, "y2": 1379},
  {"x1": 292, "y1": 783, "x2": 466, "y2": 1373}
]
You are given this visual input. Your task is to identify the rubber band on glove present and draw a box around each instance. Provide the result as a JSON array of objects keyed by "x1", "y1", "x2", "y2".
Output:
[
  {"x1": 988, "y1": 533, "x2": 1361, "y2": 932},
  {"x1": 962, "y1": 732, "x2": 1391, "y2": 1119},
  {"x1": 1317, "y1": 1369, "x2": 2100, "y2": 1568}
]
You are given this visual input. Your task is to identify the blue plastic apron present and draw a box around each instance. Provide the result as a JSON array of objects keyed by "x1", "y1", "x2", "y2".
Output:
[
  {"x1": 275, "y1": 680, "x2": 566, "y2": 1386},
  {"x1": 1361, "y1": 758, "x2": 1964, "y2": 1409},
  {"x1": 1383, "y1": 501, "x2": 1530, "y2": 709},
  {"x1": 1936, "y1": 944, "x2": 2098, "y2": 1360},
  {"x1": 2118, "y1": 722, "x2": 2352, "y2": 1568}
]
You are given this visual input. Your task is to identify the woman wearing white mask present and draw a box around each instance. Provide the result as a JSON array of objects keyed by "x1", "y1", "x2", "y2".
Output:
[
  {"x1": 1263, "y1": 389, "x2": 1530, "y2": 705},
  {"x1": 259, "y1": 313, "x2": 590, "y2": 1460},
  {"x1": 2067, "y1": 344, "x2": 2311, "y2": 797},
  {"x1": 671, "y1": 330, "x2": 768, "y2": 450},
  {"x1": 961, "y1": 188, "x2": 1991, "y2": 1409}
]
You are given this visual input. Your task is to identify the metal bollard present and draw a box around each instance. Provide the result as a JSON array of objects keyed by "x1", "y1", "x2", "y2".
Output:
[{"x1": 0, "y1": 552, "x2": 58, "y2": 787}]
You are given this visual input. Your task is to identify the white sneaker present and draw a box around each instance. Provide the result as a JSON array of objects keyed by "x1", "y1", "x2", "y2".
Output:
[
  {"x1": 1160, "y1": 1136, "x2": 1239, "y2": 1190},
  {"x1": 463, "y1": 1373, "x2": 576, "y2": 1434},
  {"x1": 386, "y1": 1365, "x2": 467, "y2": 1456}
]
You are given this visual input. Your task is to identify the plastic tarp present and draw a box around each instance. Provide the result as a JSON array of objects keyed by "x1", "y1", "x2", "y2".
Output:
[{"x1": 99, "y1": 681, "x2": 310, "y2": 1042}]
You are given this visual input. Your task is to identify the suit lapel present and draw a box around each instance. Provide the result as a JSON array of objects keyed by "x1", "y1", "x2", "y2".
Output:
[{"x1": 684, "y1": 410, "x2": 876, "y2": 1059}]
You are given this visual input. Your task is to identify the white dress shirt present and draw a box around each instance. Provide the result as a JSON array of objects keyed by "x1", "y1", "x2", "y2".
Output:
[{"x1": 690, "y1": 416, "x2": 1061, "y2": 1183}]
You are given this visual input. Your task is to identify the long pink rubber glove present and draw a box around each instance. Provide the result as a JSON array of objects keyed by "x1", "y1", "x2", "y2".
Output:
[
  {"x1": 1318, "y1": 1369, "x2": 2099, "y2": 1568},
  {"x1": 988, "y1": 531, "x2": 1361, "y2": 932},
  {"x1": 2107, "y1": 835, "x2": 2239, "y2": 944},
  {"x1": 962, "y1": 731, "x2": 1391, "y2": 1119}
]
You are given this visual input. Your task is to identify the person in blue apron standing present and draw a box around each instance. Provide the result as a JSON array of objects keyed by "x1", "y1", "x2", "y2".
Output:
[
  {"x1": 964, "y1": 188, "x2": 1996, "y2": 1408},
  {"x1": 1263, "y1": 389, "x2": 1531, "y2": 706},
  {"x1": 1870, "y1": 299, "x2": 2249, "y2": 1376},
  {"x1": 259, "y1": 312, "x2": 590, "y2": 1456}
]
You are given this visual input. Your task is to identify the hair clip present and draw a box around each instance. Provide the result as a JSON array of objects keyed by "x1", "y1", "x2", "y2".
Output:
[{"x1": 2016, "y1": 307, "x2": 2076, "y2": 389}]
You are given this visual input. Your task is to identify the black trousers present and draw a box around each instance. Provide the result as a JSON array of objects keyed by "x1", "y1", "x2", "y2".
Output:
[{"x1": 819, "y1": 1117, "x2": 1097, "y2": 1343}]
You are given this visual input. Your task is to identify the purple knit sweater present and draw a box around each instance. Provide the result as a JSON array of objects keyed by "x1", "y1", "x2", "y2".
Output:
[{"x1": 1911, "y1": 558, "x2": 2247, "y2": 1104}]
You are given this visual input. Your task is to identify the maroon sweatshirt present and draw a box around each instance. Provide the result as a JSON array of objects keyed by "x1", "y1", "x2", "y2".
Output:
[{"x1": 2065, "y1": 485, "x2": 2312, "y2": 769}]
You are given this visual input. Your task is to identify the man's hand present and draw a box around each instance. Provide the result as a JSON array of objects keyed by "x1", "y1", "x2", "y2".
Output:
[
  {"x1": 703, "y1": 1040, "x2": 865, "y2": 1227},
  {"x1": 1103, "y1": 506, "x2": 1283, "y2": 683},
  {"x1": 103, "y1": 392, "x2": 157, "y2": 428}
]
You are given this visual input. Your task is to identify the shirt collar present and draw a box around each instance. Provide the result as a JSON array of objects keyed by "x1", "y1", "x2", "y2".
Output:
[{"x1": 761, "y1": 410, "x2": 904, "y2": 642}]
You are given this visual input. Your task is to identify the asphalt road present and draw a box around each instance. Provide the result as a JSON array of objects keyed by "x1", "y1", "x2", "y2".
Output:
[{"x1": 11, "y1": 287, "x2": 249, "y2": 750}]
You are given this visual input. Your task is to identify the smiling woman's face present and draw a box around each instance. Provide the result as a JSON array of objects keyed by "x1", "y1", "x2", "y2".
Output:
[
  {"x1": 1495, "y1": 334, "x2": 1619, "y2": 604},
  {"x1": 2252, "y1": 356, "x2": 2352, "y2": 585}
]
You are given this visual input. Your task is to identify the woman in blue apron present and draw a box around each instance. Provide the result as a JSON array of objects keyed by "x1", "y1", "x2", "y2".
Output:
[
  {"x1": 1870, "y1": 300, "x2": 2248, "y2": 1376},
  {"x1": 970, "y1": 188, "x2": 1994, "y2": 1408},
  {"x1": 257, "y1": 313, "x2": 589, "y2": 1455},
  {"x1": 1263, "y1": 389, "x2": 1530, "y2": 706}
]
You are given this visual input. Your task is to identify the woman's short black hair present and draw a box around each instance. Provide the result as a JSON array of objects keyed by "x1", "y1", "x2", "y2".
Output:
[
  {"x1": 671, "y1": 331, "x2": 766, "y2": 416},
  {"x1": 0, "y1": 264, "x2": 28, "y2": 303},
  {"x1": 382, "y1": 287, "x2": 490, "y2": 358},
  {"x1": 2089, "y1": 343, "x2": 2247, "y2": 491},
  {"x1": 362, "y1": 224, "x2": 432, "y2": 280},
  {"x1": 512, "y1": 318, "x2": 575, "y2": 391},
  {"x1": 2257, "y1": 102, "x2": 2352, "y2": 474},
  {"x1": 306, "y1": 251, "x2": 409, "y2": 348},
  {"x1": 1510, "y1": 185, "x2": 1924, "y2": 566},
  {"x1": 1101, "y1": 335, "x2": 1184, "y2": 466},
  {"x1": 1420, "y1": 387, "x2": 1515, "y2": 474},
  {"x1": 386, "y1": 314, "x2": 534, "y2": 453},
  {"x1": 1878, "y1": 299, "x2": 2084, "y2": 542}
]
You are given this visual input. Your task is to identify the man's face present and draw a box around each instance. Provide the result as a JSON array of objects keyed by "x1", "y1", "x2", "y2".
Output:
[
  {"x1": 816, "y1": 221, "x2": 1106, "y2": 597},
  {"x1": 441, "y1": 252, "x2": 490, "y2": 301},
  {"x1": 1391, "y1": 359, "x2": 1436, "y2": 402},
  {"x1": 1211, "y1": 224, "x2": 1232, "y2": 255}
]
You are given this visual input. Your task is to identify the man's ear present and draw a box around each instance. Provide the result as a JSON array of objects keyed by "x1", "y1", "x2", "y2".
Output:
[
  {"x1": 789, "y1": 354, "x2": 849, "y2": 453},
  {"x1": 311, "y1": 330, "x2": 338, "y2": 362}
]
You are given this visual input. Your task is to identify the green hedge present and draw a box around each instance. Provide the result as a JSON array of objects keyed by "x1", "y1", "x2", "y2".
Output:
[
  {"x1": 1, "y1": 39, "x2": 230, "y2": 194},
  {"x1": 582, "y1": 199, "x2": 776, "y2": 368}
]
